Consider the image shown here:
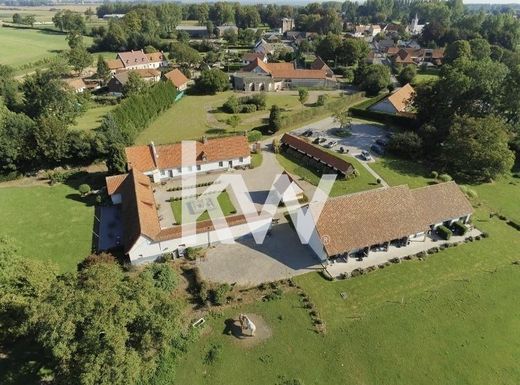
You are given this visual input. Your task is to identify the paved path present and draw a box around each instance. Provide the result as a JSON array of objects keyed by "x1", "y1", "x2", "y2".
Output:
[{"x1": 358, "y1": 161, "x2": 388, "y2": 187}]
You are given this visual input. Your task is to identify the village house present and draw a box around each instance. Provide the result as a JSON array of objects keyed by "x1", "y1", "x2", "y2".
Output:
[
  {"x1": 63, "y1": 77, "x2": 87, "y2": 93},
  {"x1": 104, "y1": 169, "x2": 272, "y2": 264},
  {"x1": 241, "y1": 52, "x2": 268, "y2": 66},
  {"x1": 232, "y1": 58, "x2": 336, "y2": 91},
  {"x1": 106, "y1": 50, "x2": 168, "y2": 74},
  {"x1": 107, "y1": 69, "x2": 161, "y2": 94},
  {"x1": 124, "y1": 135, "x2": 252, "y2": 183},
  {"x1": 310, "y1": 57, "x2": 334, "y2": 77},
  {"x1": 163, "y1": 69, "x2": 189, "y2": 94},
  {"x1": 280, "y1": 134, "x2": 355, "y2": 178},
  {"x1": 369, "y1": 83, "x2": 415, "y2": 115},
  {"x1": 253, "y1": 39, "x2": 275, "y2": 56},
  {"x1": 299, "y1": 182, "x2": 473, "y2": 262},
  {"x1": 386, "y1": 47, "x2": 445, "y2": 66}
]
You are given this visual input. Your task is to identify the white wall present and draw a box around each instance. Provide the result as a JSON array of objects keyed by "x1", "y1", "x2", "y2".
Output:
[{"x1": 128, "y1": 216, "x2": 272, "y2": 263}]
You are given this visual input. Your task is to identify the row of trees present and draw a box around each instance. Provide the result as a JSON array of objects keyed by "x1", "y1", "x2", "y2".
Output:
[{"x1": 0, "y1": 238, "x2": 181, "y2": 385}]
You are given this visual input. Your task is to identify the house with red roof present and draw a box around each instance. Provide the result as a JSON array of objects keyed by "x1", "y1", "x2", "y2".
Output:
[{"x1": 124, "y1": 135, "x2": 252, "y2": 183}]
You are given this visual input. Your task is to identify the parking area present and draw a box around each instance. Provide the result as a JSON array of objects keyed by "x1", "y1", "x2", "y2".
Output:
[
  {"x1": 197, "y1": 218, "x2": 322, "y2": 286},
  {"x1": 291, "y1": 116, "x2": 389, "y2": 162}
]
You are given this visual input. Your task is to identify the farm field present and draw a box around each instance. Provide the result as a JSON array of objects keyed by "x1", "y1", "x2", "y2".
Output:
[
  {"x1": 0, "y1": 183, "x2": 95, "y2": 273},
  {"x1": 0, "y1": 27, "x2": 93, "y2": 68},
  {"x1": 171, "y1": 156, "x2": 520, "y2": 385},
  {"x1": 0, "y1": 4, "x2": 97, "y2": 23},
  {"x1": 136, "y1": 91, "x2": 346, "y2": 145}
]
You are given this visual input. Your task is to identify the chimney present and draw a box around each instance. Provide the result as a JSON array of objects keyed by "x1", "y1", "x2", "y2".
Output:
[
  {"x1": 202, "y1": 136, "x2": 208, "y2": 144},
  {"x1": 150, "y1": 141, "x2": 159, "y2": 167}
]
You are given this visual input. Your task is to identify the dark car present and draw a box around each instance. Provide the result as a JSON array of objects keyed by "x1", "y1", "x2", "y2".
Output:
[
  {"x1": 319, "y1": 137, "x2": 327, "y2": 143},
  {"x1": 313, "y1": 137, "x2": 321, "y2": 144},
  {"x1": 304, "y1": 129, "x2": 313, "y2": 137}
]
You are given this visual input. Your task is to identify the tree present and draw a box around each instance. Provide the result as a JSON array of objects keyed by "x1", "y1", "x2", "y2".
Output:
[
  {"x1": 356, "y1": 64, "x2": 391, "y2": 96},
  {"x1": 34, "y1": 115, "x2": 70, "y2": 164},
  {"x1": 195, "y1": 69, "x2": 229, "y2": 94},
  {"x1": 12, "y1": 13, "x2": 22, "y2": 24},
  {"x1": 298, "y1": 88, "x2": 309, "y2": 107},
  {"x1": 177, "y1": 30, "x2": 190, "y2": 44},
  {"x1": 68, "y1": 44, "x2": 93, "y2": 74},
  {"x1": 84, "y1": 7, "x2": 95, "y2": 21},
  {"x1": 332, "y1": 105, "x2": 351, "y2": 131},
  {"x1": 444, "y1": 40, "x2": 472, "y2": 64},
  {"x1": 336, "y1": 38, "x2": 370, "y2": 67},
  {"x1": 269, "y1": 104, "x2": 283, "y2": 132},
  {"x1": 123, "y1": 71, "x2": 147, "y2": 96},
  {"x1": 223, "y1": 28, "x2": 238, "y2": 45},
  {"x1": 0, "y1": 110, "x2": 36, "y2": 172},
  {"x1": 23, "y1": 15, "x2": 35, "y2": 27},
  {"x1": 78, "y1": 183, "x2": 91, "y2": 196},
  {"x1": 387, "y1": 131, "x2": 423, "y2": 159},
  {"x1": 469, "y1": 38, "x2": 491, "y2": 61},
  {"x1": 443, "y1": 115, "x2": 514, "y2": 182},
  {"x1": 169, "y1": 42, "x2": 202, "y2": 67},
  {"x1": 397, "y1": 65, "x2": 417, "y2": 86},
  {"x1": 227, "y1": 115, "x2": 241, "y2": 129},
  {"x1": 315, "y1": 33, "x2": 341, "y2": 63},
  {"x1": 96, "y1": 55, "x2": 111, "y2": 85},
  {"x1": 66, "y1": 31, "x2": 83, "y2": 49}
]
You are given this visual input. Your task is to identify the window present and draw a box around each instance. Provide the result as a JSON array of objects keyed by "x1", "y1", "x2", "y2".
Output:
[
  {"x1": 219, "y1": 161, "x2": 223, "y2": 167},
  {"x1": 161, "y1": 170, "x2": 166, "y2": 176},
  {"x1": 197, "y1": 165, "x2": 201, "y2": 171},
  {"x1": 239, "y1": 157, "x2": 244, "y2": 163},
  {"x1": 177, "y1": 167, "x2": 182, "y2": 173}
]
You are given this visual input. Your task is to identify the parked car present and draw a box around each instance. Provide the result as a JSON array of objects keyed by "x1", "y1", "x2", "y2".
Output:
[
  {"x1": 338, "y1": 146, "x2": 346, "y2": 153},
  {"x1": 360, "y1": 150, "x2": 372, "y2": 161},
  {"x1": 371, "y1": 144, "x2": 385, "y2": 155},
  {"x1": 303, "y1": 129, "x2": 313, "y2": 137},
  {"x1": 376, "y1": 139, "x2": 388, "y2": 146},
  {"x1": 313, "y1": 137, "x2": 321, "y2": 144},
  {"x1": 325, "y1": 140, "x2": 337, "y2": 148},
  {"x1": 319, "y1": 137, "x2": 327, "y2": 143}
]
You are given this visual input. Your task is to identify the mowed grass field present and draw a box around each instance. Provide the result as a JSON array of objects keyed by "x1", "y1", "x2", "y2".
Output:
[
  {"x1": 0, "y1": 27, "x2": 88, "y2": 68},
  {"x1": 136, "y1": 91, "x2": 344, "y2": 145},
  {"x1": 172, "y1": 155, "x2": 520, "y2": 385},
  {"x1": 71, "y1": 103, "x2": 116, "y2": 131},
  {"x1": 0, "y1": 184, "x2": 95, "y2": 272}
]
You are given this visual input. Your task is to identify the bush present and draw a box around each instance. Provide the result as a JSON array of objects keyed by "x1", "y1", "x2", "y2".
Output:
[
  {"x1": 316, "y1": 94, "x2": 328, "y2": 106},
  {"x1": 204, "y1": 344, "x2": 222, "y2": 364},
  {"x1": 78, "y1": 183, "x2": 91, "y2": 196},
  {"x1": 507, "y1": 220, "x2": 520, "y2": 231},
  {"x1": 452, "y1": 221, "x2": 468, "y2": 235},
  {"x1": 247, "y1": 130, "x2": 262, "y2": 142},
  {"x1": 386, "y1": 131, "x2": 423, "y2": 159},
  {"x1": 145, "y1": 264, "x2": 178, "y2": 292},
  {"x1": 222, "y1": 95, "x2": 239, "y2": 113},
  {"x1": 211, "y1": 283, "x2": 231, "y2": 305},
  {"x1": 437, "y1": 225, "x2": 453, "y2": 240},
  {"x1": 438, "y1": 174, "x2": 452, "y2": 182},
  {"x1": 239, "y1": 103, "x2": 257, "y2": 113}
]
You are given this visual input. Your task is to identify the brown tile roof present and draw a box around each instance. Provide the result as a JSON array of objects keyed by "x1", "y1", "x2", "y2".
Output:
[
  {"x1": 164, "y1": 69, "x2": 189, "y2": 88},
  {"x1": 147, "y1": 51, "x2": 166, "y2": 63},
  {"x1": 280, "y1": 134, "x2": 354, "y2": 176},
  {"x1": 309, "y1": 183, "x2": 473, "y2": 257},
  {"x1": 117, "y1": 170, "x2": 161, "y2": 251},
  {"x1": 63, "y1": 77, "x2": 87, "y2": 91},
  {"x1": 310, "y1": 56, "x2": 333, "y2": 76},
  {"x1": 107, "y1": 59, "x2": 124, "y2": 70},
  {"x1": 387, "y1": 83, "x2": 415, "y2": 112},
  {"x1": 125, "y1": 135, "x2": 251, "y2": 172},
  {"x1": 113, "y1": 69, "x2": 161, "y2": 85},
  {"x1": 411, "y1": 182, "x2": 474, "y2": 226},
  {"x1": 105, "y1": 174, "x2": 128, "y2": 195},
  {"x1": 242, "y1": 52, "x2": 266, "y2": 62},
  {"x1": 242, "y1": 58, "x2": 332, "y2": 80},
  {"x1": 117, "y1": 50, "x2": 150, "y2": 67}
]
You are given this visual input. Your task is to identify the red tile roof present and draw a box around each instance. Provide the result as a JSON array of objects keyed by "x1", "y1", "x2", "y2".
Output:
[
  {"x1": 242, "y1": 58, "x2": 333, "y2": 80},
  {"x1": 105, "y1": 174, "x2": 128, "y2": 195},
  {"x1": 386, "y1": 83, "x2": 415, "y2": 112},
  {"x1": 280, "y1": 134, "x2": 354, "y2": 176},
  {"x1": 117, "y1": 50, "x2": 150, "y2": 67},
  {"x1": 164, "y1": 69, "x2": 189, "y2": 88},
  {"x1": 125, "y1": 135, "x2": 251, "y2": 172}
]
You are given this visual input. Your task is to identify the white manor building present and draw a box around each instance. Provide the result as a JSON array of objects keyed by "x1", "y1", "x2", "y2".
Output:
[{"x1": 124, "y1": 135, "x2": 252, "y2": 183}]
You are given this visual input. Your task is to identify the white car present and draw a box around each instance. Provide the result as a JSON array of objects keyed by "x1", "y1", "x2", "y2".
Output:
[{"x1": 360, "y1": 150, "x2": 372, "y2": 161}]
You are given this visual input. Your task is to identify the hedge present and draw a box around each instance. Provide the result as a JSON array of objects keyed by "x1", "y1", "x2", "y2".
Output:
[
  {"x1": 507, "y1": 219, "x2": 520, "y2": 231},
  {"x1": 437, "y1": 225, "x2": 453, "y2": 240},
  {"x1": 452, "y1": 221, "x2": 468, "y2": 236},
  {"x1": 349, "y1": 107, "x2": 418, "y2": 129}
]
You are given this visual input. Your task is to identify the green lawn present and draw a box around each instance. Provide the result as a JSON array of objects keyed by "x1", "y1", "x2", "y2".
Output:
[
  {"x1": 277, "y1": 150, "x2": 379, "y2": 196},
  {"x1": 170, "y1": 191, "x2": 236, "y2": 224},
  {"x1": 172, "y1": 156, "x2": 520, "y2": 385},
  {"x1": 136, "y1": 91, "x2": 346, "y2": 145},
  {"x1": 0, "y1": 27, "x2": 92, "y2": 68},
  {"x1": 71, "y1": 103, "x2": 116, "y2": 131},
  {"x1": 0, "y1": 184, "x2": 95, "y2": 272},
  {"x1": 251, "y1": 152, "x2": 263, "y2": 168},
  {"x1": 370, "y1": 156, "x2": 433, "y2": 188},
  {"x1": 412, "y1": 73, "x2": 440, "y2": 85}
]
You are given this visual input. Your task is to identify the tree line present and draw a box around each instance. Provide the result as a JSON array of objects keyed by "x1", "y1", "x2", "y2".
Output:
[{"x1": 0, "y1": 237, "x2": 182, "y2": 385}]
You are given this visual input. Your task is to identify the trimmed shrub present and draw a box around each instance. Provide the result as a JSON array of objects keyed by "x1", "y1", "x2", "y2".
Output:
[
  {"x1": 222, "y1": 95, "x2": 240, "y2": 113},
  {"x1": 78, "y1": 183, "x2": 91, "y2": 196},
  {"x1": 452, "y1": 221, "x2": 468, "y2": 235},
  {"x1": 437, "y1": 225, "x2": 453, "y2": 240},
  {"x1": 438, "y1": 174, "x2": 452, "y2": 182},
  {"x1": 247, "y1": 130, "x2": 262, "y2": 143}
]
